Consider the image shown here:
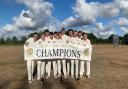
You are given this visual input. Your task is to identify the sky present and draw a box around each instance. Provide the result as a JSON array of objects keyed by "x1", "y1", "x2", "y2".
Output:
[{"x1": 0, "y1": 0, "x2": 128, "y2": 38}]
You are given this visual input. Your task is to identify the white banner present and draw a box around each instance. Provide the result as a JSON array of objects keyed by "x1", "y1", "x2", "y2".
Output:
[{"x1": 24, "y1": 43, "x2": 92, "y2": 61}]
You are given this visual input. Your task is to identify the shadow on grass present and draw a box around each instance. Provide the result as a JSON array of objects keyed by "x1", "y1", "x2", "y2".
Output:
[
  {"x1": 62, "y1": 79, "x2": 76, "y2": 89},
  {"x1": 0, "y1": 81, "x2": 11, "y2": 89}
]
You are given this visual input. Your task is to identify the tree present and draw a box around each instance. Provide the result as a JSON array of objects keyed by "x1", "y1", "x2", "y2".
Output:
[
  {"x1": 6, "y1": 38, "x2": 12, "y2": 45},
  {"x1": 107, "y1": 34, "x2": 113, "y2": 43},
  {"x1": 87, "y1": 33, "x2": 97, "y2": 43},
  {"x1": 20, "y1": 36, "x2": 27, "y2": 44},
  {"x1": 12, "y1": 36, "x2": 18, "y2": 44},
  {"x1": 0, "y1": 38, "x2": 5, "y2": 44},
  {"x1": 123, "y1": 34, "x2": 128, "y2": 45}
]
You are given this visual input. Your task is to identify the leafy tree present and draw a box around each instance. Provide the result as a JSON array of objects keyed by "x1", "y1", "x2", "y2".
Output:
[
  {"x1": 123, "y1": 33, "x2": 128, "y2": 44},
  {"x1": 107, "y1": 34, "x2": 113, "y2": 43},
  {"x1": 0, "y1": 38, "x2": 5, "y2": 44},
  {"x1": 12, "y1": 36, "x2": 18, "y2": 44},
  {"x1": 20, "y1": 36, "x2": 27, "y2": 44},
  {"x1": 87, "y1": 33, "x2": 97, "y2": 43},
  {"x1": 6, "y1": 38, "x2": 12, "y2": 45}
]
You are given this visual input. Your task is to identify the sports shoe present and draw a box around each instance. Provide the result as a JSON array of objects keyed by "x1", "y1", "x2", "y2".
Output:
[
  {"x1": 87, "y1": 74, "x2": 90, "y2": 78},
  {"x1": 29, "y1": 80, "x2": 32, "y2": 84}
]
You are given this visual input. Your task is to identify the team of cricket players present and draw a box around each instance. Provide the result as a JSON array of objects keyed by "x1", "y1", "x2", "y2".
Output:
[{"x1": 25, "y1": 28, "x2": 92, "y2": 84}]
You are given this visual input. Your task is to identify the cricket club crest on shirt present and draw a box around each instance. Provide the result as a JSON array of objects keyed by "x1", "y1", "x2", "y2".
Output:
[
  {"x1": 27, "y1": 48, "x2": 33, "y2": 56},
  {"x1": 83, "y1": 49, "x2": 89, "y2": 56}
]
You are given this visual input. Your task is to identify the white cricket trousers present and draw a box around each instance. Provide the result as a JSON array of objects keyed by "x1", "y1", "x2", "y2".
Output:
[
  {"x1": 66, "y1": 60, "x2": 70, "y2": 75},
  {"x1": 57, "y1": 60, "x2": 61, "y2": 77},
  {"x1": 62, "y1": 60, "x2": 67, "y2": 78},
  {"x1": 80, "y1": 61, "x2": 90, "y2": 77},
  {"x1": 45, "y1": 61, "x2": 51, "y2": 78},
  {"x1": 75, "y1": 60, "x2": 79, "y2": 78},
  {"x1": 37, "y1": 61, "x2": 41, "y2": 80},
  {"x1": 71, "y1": 60, "x2": 74, "y2": 78},
  {"x1": 86, "y1": 61, "x2": 91, "y2": 76},
  {"x1": 41, "y1": 61, "x2": 45, "y2": 77},
  {"x1": 52, "y1": 60, "x2": 57, "y2": 78},
  {"x1": 27, "y1": 60, "x2": 34, "y2": 81}
]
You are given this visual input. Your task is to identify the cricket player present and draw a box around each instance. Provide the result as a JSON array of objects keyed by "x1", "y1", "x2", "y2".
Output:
[
  {"x1": 61, "y1": 29, "x2": 70, "y2": 77},
  {"x1": 25, "y1": 33, "x2": 38, "y2": 83},
  {"x1": 44, "y1": 30, "x2": 51, "y2": 79},
  {"x1": 72, "y1": 31, "x2": 81, "y2": 80},
  {"x1": 78, "y1": 31, "x2": 83, "y2": 39},
  {"x1": 66, "y1": 29, "x2": 73, "y2": 77},
  {"x1": 67, "y1": 30, "x2": 75, "y2": 78},
  {"x1": 58, "y1": 32, "x2": 67, "y2": 78},
  {"x1": 80, "y1": 33, "x2": 92, "y2": 78},
  {"x1": 52, "y1": 32, "x2": 58, "y2": 78},
  {"x1": 44, "y1": 29, "x2": 50, "y2": 40},
  {"x1": 36, "y1": 33, "x2": 46, "y2": 80},
  {"x1": 61, "y1": 28, "x2": 68, "y2": 41}
]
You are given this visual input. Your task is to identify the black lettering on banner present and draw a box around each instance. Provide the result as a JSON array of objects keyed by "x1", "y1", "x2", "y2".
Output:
[
  {"x1": 77, "y1": 51, "x2": 81, "y2": 58},
  {"x1": 56, "y1": 49, "x2": 60, "y2": 56},
  {"x1": 71, "y1": 50, "x2": 77, "y2": 57},
  {"x1": 60, "y1": 49, "x2": 64, "y2": 56},
  {"x1": 36, "y1": 49, "x2": 42, "y2": 57},
  {"x1": 48, "y1": 50, "x2": 53, "y2": 57},
  {"x1": 66, "y1": 49, "x2": 72, "y2": 57},
  {"x1": 42, "y1": 49, "x2": 47, "y2": 57},
  {"x1": 53, "y1": 49, "x2": 58, "y2": 56},
  {"x1": 63, "y1": 49, "x2": 67, "y2": 57},
  {"x1": 36, "y1": 47, "x2": 82, "y2": 59}
]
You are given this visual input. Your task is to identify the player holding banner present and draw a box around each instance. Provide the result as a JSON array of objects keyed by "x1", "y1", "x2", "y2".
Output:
[
  {"x1": 58, "y1": 32, "x2": 67, "y2": 78},
  {"x1": 25, "y1": 33, "x2": 38, "y2": 84},
  {"x1": 45, "y1": 32, "x2": 55, "y2": 78},
  {"x1": 67, "y1": 29, "x2": 74, "y2": 78},
  {"x1": 52, "y1": 32, "x2": 58, "y2": 78},
  {"x1": 70, "y1": 31, "x2": 81, "y2": 82},
  {"x1": 80, "y1": 33, "x2": 92, "y2": 79},
  {"x1": 36, "y1": 33, "x2": 46, "y2": 81}
]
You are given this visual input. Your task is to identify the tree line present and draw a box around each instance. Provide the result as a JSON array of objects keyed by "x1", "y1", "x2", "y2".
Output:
[{"x1": 0, "y1": 32, "x2": 128, "y2": 45}]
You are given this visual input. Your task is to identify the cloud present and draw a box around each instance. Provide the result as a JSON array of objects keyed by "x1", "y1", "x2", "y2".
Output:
[
  {"x1": 61, "y1": 16, "x2": 95, "y2": 27},
  {"x1": 1, "y1": 0, "x2": 128, "y2": 38},
  {"x1": 73, "y1": 0, "x2": 98, "y2": 21},
  {"x1": 98, "y1": 3, "x2": 119, "y2": 18},
  {"x1": 61, "y1": 0, "x2": 120, "y2": 28},
  {"x1": 0, "y1": 0, "x2": 56, "y2": 38},
  {"x1": 94, "y1": 22, "x2": 114, "y2": 38},
  {"x1": 77, "y1": 22, "x2": 114, "y2": 38},
  {"x1": 16, "y1": 0, "x2": 53, "y2": 29},
  {"x1": 61, "y1": 0, "x2": 97, "y2": 27},
  {"x1": 115, "y1": 0, "x2": 128, "y2": 16},
  {"x1": 117, "y1": 17, "x2": 128, "y2": 27},
  {"x1": 116, "y1": 17, "x2": 128, "y2": 33},
  {"x1": 96, "y1": 22, "x2": 113, "y2": 32},
  {"x1": 121, "y1": 27, "x2": 128, "y2": 33},
  {"x1": 93, "y1": 28, "x2": 114, "y2": 38}
]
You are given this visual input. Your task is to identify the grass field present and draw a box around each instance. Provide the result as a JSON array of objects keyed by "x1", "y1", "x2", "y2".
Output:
[{"x1": 0, "y1": 45, "x2": 128, "y2": 89}]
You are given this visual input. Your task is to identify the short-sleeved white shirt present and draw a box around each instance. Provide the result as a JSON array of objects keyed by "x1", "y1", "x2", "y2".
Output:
[{"x1": 25, "y1": 37, "x2": 35, "y2": 46}]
